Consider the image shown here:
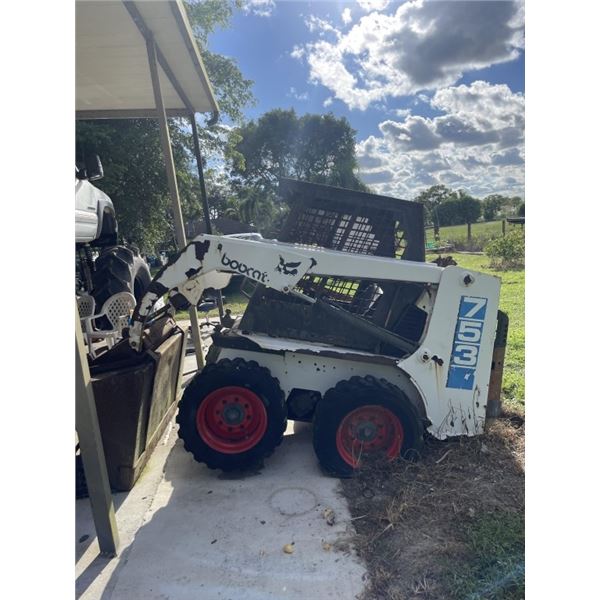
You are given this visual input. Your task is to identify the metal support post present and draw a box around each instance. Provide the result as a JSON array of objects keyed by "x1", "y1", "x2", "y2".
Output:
[
  {"x1": 75, "y1": 302, "x2": 119, "y2": 556},
  {"x1": 146, "y1": 32, "x2": 205, "y2": 369},
  {"x1": 190, "y1": 114, "x2": 224, "y2": 320}
]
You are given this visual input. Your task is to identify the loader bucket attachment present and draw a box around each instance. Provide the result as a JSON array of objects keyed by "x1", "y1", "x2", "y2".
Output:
[{"x1": 86, "y1": 316, "x2": 185, "y2": 491}]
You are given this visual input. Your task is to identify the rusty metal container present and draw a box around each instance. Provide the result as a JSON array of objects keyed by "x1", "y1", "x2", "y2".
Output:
[
  {"x1": 88, "y1": 316, "x2": 185, "y2": 491},
  {"x1": 486, "y1": 310, "x2": 509, "y2": 418}
]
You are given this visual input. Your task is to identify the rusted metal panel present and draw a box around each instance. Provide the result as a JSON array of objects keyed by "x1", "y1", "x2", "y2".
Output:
[
  {"x1": 88, "y1": 318, "x2": 184, "y2": 491},
  {"x1": 486, "y1": 310, "x2": 509, "y2": 418},
  {"x1": 90, "y1": 360, "x2": 155, "y2": 489},
  {"x1": 146, "y1": 331, "x2": 185, "y2": 440}
]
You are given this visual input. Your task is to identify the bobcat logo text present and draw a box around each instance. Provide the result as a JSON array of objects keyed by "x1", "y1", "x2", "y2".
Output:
[{"x1": 220, "y1": 253, "x2": 268, "y2": 282}]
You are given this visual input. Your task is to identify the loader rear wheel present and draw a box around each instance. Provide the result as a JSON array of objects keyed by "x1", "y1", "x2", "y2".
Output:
[
  {"x1": 313, "y1": 375, "x2": 424, "y2": 477},
  {"x1": 176, "y1": 359, "x2": 287, "y2": 471},
  {"x1": 91, "y1": 246, "x2": 135, "y2": 308},
  {"x1": 91, "y1": 246, "x2": 152, "y2": 307}
]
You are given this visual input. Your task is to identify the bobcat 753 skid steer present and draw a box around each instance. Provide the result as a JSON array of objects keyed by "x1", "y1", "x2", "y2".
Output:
[{"x1": 124, "y1": 184, "x2": 506, "y2": 477}]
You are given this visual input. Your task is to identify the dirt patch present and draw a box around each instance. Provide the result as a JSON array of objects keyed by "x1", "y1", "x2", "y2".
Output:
[{"x1": 340, "y1": 412, "x2": 524, "y2": 599}]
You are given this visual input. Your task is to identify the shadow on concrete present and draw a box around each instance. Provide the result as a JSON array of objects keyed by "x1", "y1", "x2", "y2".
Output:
[
  {"x1": 76, "y1": 493, "x2": 128, "y2": 562},
  {"x1": 75, "y1": 491, "x2": 132, "y2": 597},
  {"x1": 94, "y1": 421, "x2": 365, "y2": 600}
]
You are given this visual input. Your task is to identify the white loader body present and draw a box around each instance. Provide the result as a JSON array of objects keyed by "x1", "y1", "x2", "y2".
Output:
[{"x1": 131, "y1": 234, "x2": 501, "y2": 440}]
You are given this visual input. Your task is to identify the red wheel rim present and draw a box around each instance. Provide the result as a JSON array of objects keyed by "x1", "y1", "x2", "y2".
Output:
[
  {"x1": 196, "y1": 386, "x2": 267, "y2": 454},
  {"x1": 335, "y1": 405, "x2": 404, "y2": 468}
]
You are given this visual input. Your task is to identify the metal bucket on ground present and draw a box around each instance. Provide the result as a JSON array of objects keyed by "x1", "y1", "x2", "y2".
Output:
[{"x1": 85, "y1": 316, "x2": 185, "y2": 491}]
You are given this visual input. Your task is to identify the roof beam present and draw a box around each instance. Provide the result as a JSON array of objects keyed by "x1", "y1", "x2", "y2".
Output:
[
  {"x1": 122, "y1": 0, "x2": 195, "y2": 114},
  {"x1": 169, "y1": 0, "x2": 219, "y2": 122},
  {"x1": 75, "y1": 109, "x2": 190, "y2": 120}
]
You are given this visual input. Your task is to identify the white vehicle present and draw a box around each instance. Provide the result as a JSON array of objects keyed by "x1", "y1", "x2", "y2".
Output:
[
  {"x1": 75, "y1": 154, "x2": 151, "y2": 308},
  {"x1": 127, "y1": 232, "x2": 506, "y2": 477}
]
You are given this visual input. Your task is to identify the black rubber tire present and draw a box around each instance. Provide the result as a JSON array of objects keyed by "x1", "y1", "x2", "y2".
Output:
[
  {"x1": 176, "y1": 358, "x2": 287, "y2": 471},
  {"x1": 90, "y1": 245, "x2": 135, "y2": 309},
  {"x1": 132, "y1": 255, "x2": 152, "y2": 303},
  {"x1": 313, "y1": 375, "x2": 424, "y2": 478},
  {"x1": 91, "y1": 246, "x2": 151, "y2": 311}
]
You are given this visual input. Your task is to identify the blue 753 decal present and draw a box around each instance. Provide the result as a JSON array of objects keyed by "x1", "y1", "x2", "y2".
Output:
[{"x1": 446, "y1": 296, "x2": 488, "y2": 390}]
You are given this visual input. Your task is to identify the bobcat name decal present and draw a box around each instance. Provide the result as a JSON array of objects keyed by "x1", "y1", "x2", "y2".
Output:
[{"x1": 220, "y1": 253, "x2": 268, "y2": 283}]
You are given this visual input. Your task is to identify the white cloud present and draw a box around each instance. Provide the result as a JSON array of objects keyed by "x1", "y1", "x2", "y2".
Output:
[
  {"x1": 432, "y1": 81, "x2": 524, "y2": 130},
  {"x1": 341, "y1": 8, "x2": 353, "y2": 25},
  {"x1": 305, "y1": 15, "x2": 340, "y2": 38},
  {"x1": 357, "y1": 0, "x2": 390, "y2": 11},
  {"x1": 288, "y1": 87, "x2": 309, "y2": 101},
  {"x1": 290, "y1": 45, "x2": 305, "y2": 60},
  {"x1": 295, "y1": 0, "x2": 524, "y2": 110},
  {"x1": 242, "y1": 0, "x2": 275, "y2": 18},
  {"x1": 356, "y1": 81, "x2": 524, "y2": 198}
]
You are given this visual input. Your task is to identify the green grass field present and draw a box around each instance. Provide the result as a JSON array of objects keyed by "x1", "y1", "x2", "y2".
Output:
[
  {"x1": 427, "y1": 220, "x2": 523, "y2": 251},
  {"x1": 174, "y1": 290, "x2": 248, "y2": 322}
]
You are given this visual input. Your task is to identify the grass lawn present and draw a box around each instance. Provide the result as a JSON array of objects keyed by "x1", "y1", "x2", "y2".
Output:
[
  {"x1": 174, "y1": 290, "x2": 248, "y2": 322},
  {"x1": 427, "y1": 220, "x2": 523, "y2": 251}
]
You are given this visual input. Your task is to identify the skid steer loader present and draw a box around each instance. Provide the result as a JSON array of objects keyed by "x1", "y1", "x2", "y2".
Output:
[{"x1": 123, "y1": 181, "x2": 507, "y2": 477}]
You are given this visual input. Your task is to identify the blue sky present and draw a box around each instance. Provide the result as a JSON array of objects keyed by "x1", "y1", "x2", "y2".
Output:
[{"x1": 210, "y1": 0, "x2": 525, "y2": 199}]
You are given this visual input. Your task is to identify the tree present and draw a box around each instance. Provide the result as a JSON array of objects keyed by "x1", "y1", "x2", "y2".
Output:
[
  {"x1": 434, "y1": 190, "x2": 482, "y2": 239},
  {"x1": 76, "y1": 119, "x2": 201, "y2": 252},
  {"x1": 482, "y1": 194, "x2": 505, "y2": 221},
  {"x1": 75, "y1": 0, "x2": 255, "y2": 252},
  {"x1": 227, "y1": 109, "x2": 367, "y2": 198},
  {"x1": 482, "y1": 194, "x2": 523, "y2": 220},
  {"x1": 453, "y1": 190, "x2": 481, "y2": 240},
  {"x1": 436, "y1": 197, "x2": 463, "y2": 227},
  {"x1": 415, "y1": 184, "x2": 452, "y2": 240}
]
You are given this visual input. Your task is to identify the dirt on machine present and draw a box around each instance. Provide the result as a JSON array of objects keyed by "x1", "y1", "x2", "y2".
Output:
[{"x1": 109, "y1": 178, "x2": 509, "y2": 478}]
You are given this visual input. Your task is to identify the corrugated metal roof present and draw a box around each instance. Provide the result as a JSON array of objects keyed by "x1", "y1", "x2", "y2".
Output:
[{"x1": 76, "y1": 0, "x2": 218, "y2": 118}]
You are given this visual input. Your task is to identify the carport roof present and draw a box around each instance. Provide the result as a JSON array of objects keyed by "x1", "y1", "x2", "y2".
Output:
[{"x1": 76, "y1": 0, "x2": 219, "y2": 119}]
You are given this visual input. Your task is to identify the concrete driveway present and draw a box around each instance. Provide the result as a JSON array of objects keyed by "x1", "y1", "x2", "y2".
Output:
[{"x1": 76, "y1": 348, "x2": 367, "y2": 600}]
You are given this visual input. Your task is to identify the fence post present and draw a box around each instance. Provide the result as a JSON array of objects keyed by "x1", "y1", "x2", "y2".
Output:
[{"x1": 502, "y1": 219, "x2": 506, "y2": 236}]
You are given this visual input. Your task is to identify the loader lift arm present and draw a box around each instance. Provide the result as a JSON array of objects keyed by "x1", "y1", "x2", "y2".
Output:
[{"x1": 129, "y1": 234, "x2": 444, "y2": 352}]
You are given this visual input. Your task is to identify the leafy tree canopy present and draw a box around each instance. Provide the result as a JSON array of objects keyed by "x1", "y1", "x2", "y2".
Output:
[
  {"x1": 227, "y1": 109, "x2": 367, "y2": 196},
  {"x1": 453, "y1": 190, "x2": 481, "y2": 224},
  {"x1": 414, "y1": 184, "x2": 453, "y2": 237},
  {"x1": 433, "y1": 190, "x2": 482, "y2": 227},
  {"x1": 482, "y1": 194, "x2": 523, "y2": 221}
]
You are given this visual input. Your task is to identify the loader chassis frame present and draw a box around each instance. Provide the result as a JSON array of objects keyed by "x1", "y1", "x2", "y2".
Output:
[{"x1": 130, "y1": 233, "x2": 501, "y2": 441}]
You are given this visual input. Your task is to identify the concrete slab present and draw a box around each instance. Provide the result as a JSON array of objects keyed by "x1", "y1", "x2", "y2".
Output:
[
  {"x1": 104, "y1": 423, "x2": 366, "y2": 600},
  {"x1": 76, "y1": 339, "x2": 367, "y2": 600}
]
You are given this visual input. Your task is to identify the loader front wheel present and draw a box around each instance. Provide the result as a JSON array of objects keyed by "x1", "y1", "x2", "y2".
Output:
[
  {"x1": 313, "y1": 376, "x2": 424, "y2": 477},
  {"x1": 176, "y1": 359, "x2": 287, "y2": 471}
]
